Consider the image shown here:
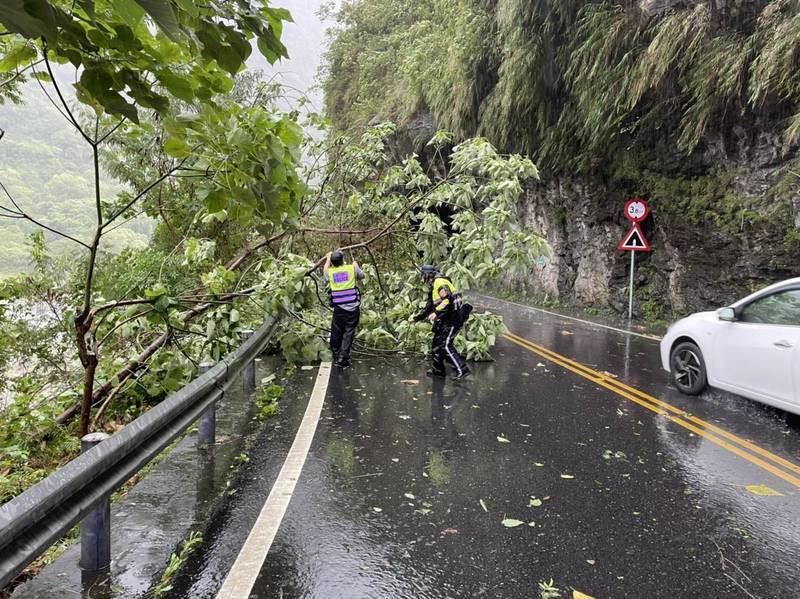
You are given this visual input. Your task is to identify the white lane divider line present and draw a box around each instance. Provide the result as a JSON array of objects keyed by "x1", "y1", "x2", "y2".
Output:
[
  {"x1": 216, "y1": 362, "x2": 332, "y2": 599},
  {"x1": 474, "y1": 293, "x2": 663, "y2": 341}
]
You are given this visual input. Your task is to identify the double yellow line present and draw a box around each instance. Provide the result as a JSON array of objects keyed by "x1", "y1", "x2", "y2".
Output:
[{"x1": 503, "y1": 331, "x2": 800, "y2": 490}]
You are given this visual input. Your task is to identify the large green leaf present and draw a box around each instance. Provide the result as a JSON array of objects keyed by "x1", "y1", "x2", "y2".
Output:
[
  {"x1": 0, "y1": 0, "x2": 59, "y2": 40},
  {"x1": 132, "y1": 0, "x2": 180, "y2": 41},
  {"x1": 156, "y1": 70, "x2": 194, "y2": 102},
  {"x1": 0, "y1": 43, "x2": 37, "y2": 73},
  {"x1": 164, "y1": 137, "x2": 191, "y2": 158},
  {"x1": 113, "y1": 0, "x2": 146, "y2": 26},
  {"x1": 203, "y1": 189, "x2": 229, "y2": 213}
]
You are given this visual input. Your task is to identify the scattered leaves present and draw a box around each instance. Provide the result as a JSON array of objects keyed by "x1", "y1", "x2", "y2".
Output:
[
  {"x1": 530, "y1": 498, "x2": 543, "y2": 507},
  {"x1": 480, "y1": 499, "x2": 488, "y2": 512},
  {"x1": 538, "y1": 578, "x2": 561, "y2": 598},
  {"x1": 400, "y1": 379, "x2": 420, "y2": 385},
  {"x1": 560, "y1": 474, "x2": 574, "y2": 479},
  {"x1": 602, "y1": 450, "x2": 627, "y2": 460},
  {"x1": 372, "y1": 507, "x2": 383, "y2": 513},
  {"x1": 440, "y1": 528, "x2": 458, "y2": 535},
  {"x1": 497, "y1": 436, "x2": 510, "y2": 443},
  {"x1": 404, "y1": 493, "x2": 416, "y2": 500}
]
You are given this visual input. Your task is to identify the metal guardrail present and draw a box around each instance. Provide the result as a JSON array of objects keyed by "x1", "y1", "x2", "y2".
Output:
[{"x1": 0, "y1": 316, "x2": 279, "y2": 588}]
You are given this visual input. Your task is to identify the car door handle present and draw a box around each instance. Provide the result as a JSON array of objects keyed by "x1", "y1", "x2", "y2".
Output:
[{"x1": 773, "y1": 340, "x2": 793, "y2": 349}]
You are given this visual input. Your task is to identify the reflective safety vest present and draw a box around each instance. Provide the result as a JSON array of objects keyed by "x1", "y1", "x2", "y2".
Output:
[
  {"x1": 432, "y1": 277, "x2": 458, "y2": 312},
  {"x1": 328, "y1": 264, "x2": 360, "y2": 306}
]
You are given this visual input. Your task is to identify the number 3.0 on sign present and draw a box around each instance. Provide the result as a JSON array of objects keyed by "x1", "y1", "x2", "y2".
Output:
[{"x1": 624, "y1": 198, "x2": 649, "y2": 223}]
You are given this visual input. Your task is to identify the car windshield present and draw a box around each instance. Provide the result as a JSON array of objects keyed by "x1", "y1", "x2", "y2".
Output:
[{"x1": 740, "y1": 289, "x2": 800, "y2": 326}]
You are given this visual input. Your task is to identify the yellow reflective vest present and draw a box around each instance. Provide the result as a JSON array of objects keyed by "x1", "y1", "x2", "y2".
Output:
[
  {"x1": 328, "y1": 264, "x2": 359, "y2": 306},
  {"x1": 432, "y1": 277, "x2": 457, "y2": 312}
]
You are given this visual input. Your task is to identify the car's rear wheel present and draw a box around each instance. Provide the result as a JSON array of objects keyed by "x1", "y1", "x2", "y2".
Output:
[{"x1": 670, "y1": 341, "x2": 707, "y2": 395}]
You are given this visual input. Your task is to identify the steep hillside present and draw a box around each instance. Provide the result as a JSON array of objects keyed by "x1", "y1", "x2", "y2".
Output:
[
  {"x1": 322, "y1": 0, "x2": 800, "y2": 318},
  {"x1": 0, "y1": 85, "x2": 148, "y2": 275},
  {"x1": 0, "y1": 2, "x2": 330, "y2": 276}
]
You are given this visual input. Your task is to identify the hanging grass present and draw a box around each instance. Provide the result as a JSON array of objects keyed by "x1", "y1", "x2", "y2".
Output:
[{"x1": 322, "y1": 0, "x2": 800, "y2": 172}]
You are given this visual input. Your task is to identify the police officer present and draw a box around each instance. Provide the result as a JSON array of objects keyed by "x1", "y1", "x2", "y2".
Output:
[
  {"x1": 410, "y1": 265, "x2": 471, "y2": 379},
  {"x1": 324, "y1": 250, "x2": 365, "y2": 368}
]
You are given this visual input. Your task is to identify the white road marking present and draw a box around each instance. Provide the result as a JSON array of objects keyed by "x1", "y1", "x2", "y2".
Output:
[
  {"x1": 216, "y1": 362, "x2": 332, "y2": 599},
  {"x1": 474, "y1": 293, "x2": 663, "y2": 341}
]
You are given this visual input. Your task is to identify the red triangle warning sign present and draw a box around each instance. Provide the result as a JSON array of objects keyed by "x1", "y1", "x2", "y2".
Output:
[{"x1": 618, "y1": 223, "x2": 651, "y2": 252}]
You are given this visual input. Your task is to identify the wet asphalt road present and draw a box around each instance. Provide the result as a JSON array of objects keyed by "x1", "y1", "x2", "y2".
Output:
[{"x1": 181, "y1": 297, "x2": 800, "y2": 598}]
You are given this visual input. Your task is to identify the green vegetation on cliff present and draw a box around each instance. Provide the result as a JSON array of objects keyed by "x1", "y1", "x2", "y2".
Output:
[{"x1": 322, "y1": 0, "x2": 800, "y2": 173}]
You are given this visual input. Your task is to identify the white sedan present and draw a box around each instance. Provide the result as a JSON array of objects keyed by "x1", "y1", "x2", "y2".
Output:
[{"x1": 660, "y1": 278, "x2": 800, "y2": 415}]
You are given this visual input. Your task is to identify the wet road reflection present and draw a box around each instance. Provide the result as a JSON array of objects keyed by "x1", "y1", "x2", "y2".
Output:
[
  {"x1": 163, "y1": 296, "x2": 800, "y2": 598},
  {"x1": 246, "y1": 297, "x2": 800, "y2": 597}
]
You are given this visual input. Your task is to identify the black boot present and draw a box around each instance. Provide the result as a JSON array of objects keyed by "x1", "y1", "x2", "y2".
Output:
[
  {"x1": 426, "y1": 369, "x2": 446, "y2": 378},
  {"x1": 453, "y1": 367, "x2": 471, "y2": 380}
]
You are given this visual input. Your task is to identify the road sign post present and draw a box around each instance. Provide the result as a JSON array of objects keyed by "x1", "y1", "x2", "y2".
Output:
[{"x1": 618, "y1": 198, "x2": 652, "y2": 320}]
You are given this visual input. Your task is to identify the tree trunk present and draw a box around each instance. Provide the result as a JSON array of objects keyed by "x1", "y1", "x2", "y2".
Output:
[{"x1": 75, "y1": 316, "x2": 97, "y2": 437}]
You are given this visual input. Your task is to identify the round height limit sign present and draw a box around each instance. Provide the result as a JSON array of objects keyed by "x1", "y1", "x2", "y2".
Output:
[
  {"x1": 619, "y1": 198, "x2": 652, "y2": 319},
  {"x1": 625, "y1": 198, "x2": 649, "y2": 223}
]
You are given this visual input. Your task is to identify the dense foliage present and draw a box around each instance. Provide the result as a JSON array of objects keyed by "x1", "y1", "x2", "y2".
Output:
[
  {"x1": 322, "y1": 0, "x2": 800, "y2": 173},
  {"x1": 0, "y1": 2, "x2": 547, "y2": 511}
]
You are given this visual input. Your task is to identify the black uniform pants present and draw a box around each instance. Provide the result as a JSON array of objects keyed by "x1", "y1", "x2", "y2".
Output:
[
  {"x1": 431, "y1": 318, "x2": 468, "y2": 376},
  {"x1": 330, "y1": 306, "x2": 360, "y2": 364}
]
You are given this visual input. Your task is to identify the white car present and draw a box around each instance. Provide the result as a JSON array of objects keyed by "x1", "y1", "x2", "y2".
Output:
[{"x1": 660, "y1": 278, "x2": 800, "y2": 415}]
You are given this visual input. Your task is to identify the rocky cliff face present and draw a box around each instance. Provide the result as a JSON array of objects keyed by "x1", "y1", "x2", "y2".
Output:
[
  {"x1": 508, "y1": 131, "x2": 800, "y2": 318},
  {"x1": 395, "y1": 110, "x2": 800, "y2": 319}
]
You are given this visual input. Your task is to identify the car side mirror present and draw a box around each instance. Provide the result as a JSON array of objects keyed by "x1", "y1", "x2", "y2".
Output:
[{"x1": 718, "y1": 307, "x2": 736, "y2": 322}]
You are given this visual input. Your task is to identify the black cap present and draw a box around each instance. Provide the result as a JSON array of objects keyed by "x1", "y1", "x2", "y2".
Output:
[{"x1": 331, "y1": 250, "x2": 345, "y2": 266}]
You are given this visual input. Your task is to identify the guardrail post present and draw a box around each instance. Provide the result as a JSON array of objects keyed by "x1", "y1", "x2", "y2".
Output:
[
  {"x1": 242, "y1": 329, "x2": 256, "y2": 391},
  {"x1": 80, "y1": 432, "x2": 111, "y2": 573},
  {"x1": 198, "y1": 362, "x2": 216, "y2": 446}
]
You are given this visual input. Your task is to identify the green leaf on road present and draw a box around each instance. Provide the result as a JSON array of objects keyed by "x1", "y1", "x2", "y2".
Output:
[
  {"x1": 501, "y1": 518, "x2": 524, "y2": 528},
  {"x1": 530, "y1": 498, "x2": 543, "y2": 507}
]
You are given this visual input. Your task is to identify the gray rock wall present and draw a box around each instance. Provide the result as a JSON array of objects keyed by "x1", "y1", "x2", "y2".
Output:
[{"x1": 512, "y1": 163, "x2": 800, "y2": 317}]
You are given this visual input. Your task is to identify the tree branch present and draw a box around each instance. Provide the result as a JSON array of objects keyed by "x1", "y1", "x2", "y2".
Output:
[
  {"x1": 305, "y1": 180, "x2": 446, "y2": 275},
  {"x1": 97, "y1": 118, "x2": 127, "y2": 145},
  {"x1": 0, "y1": 180, "x2": 91, "y2": 248},
  {"x1": 102, "y1": 159, "x2": 190, "y2": 229},
  {"x1": 90, "y1": 298, "x2": 155, "y2": 319},
  {"x1": 42, "y1": 45, "x2": 94, "y2": 145}
]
